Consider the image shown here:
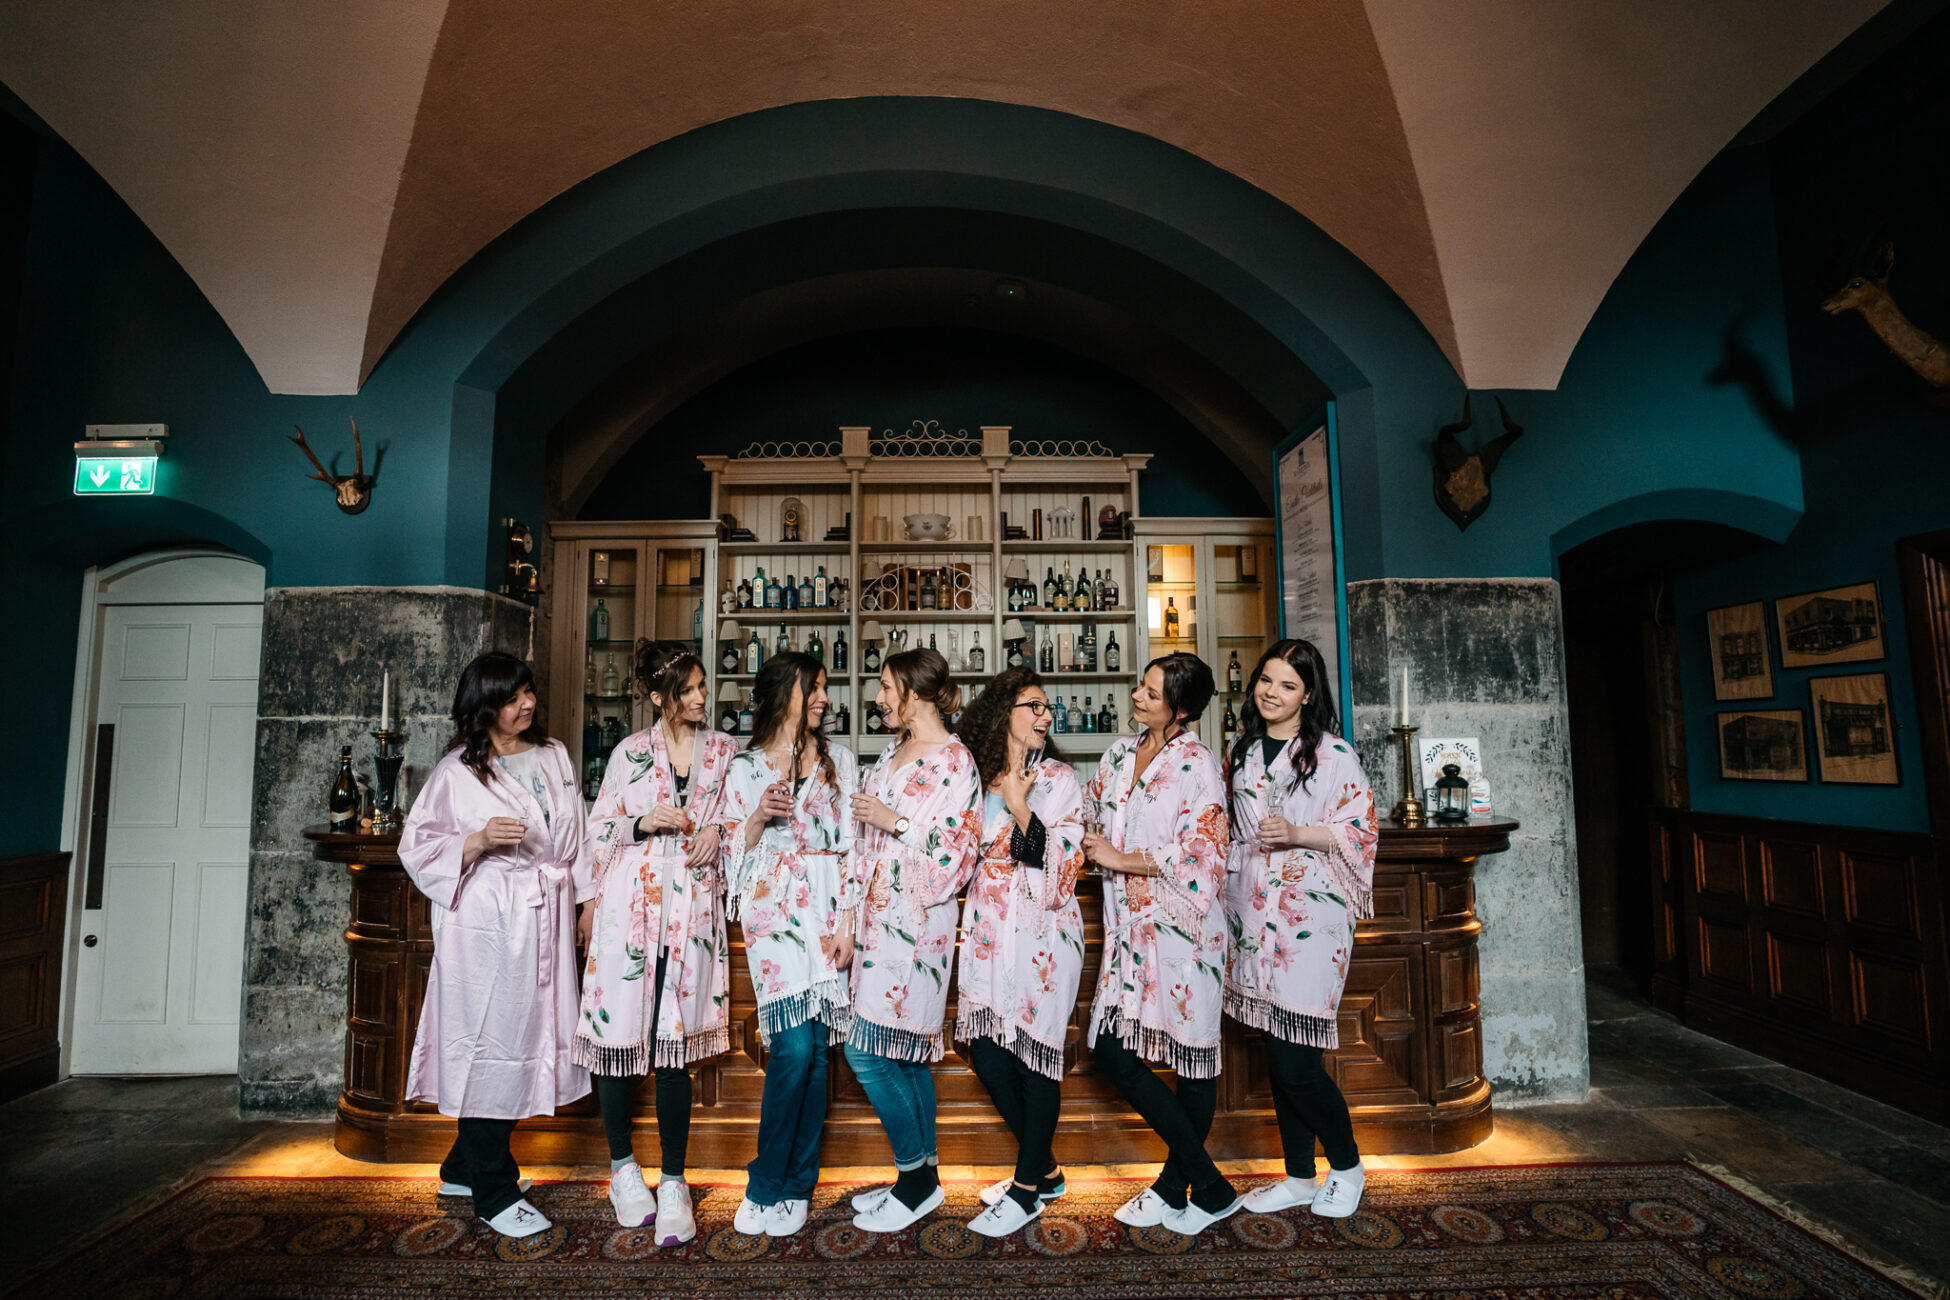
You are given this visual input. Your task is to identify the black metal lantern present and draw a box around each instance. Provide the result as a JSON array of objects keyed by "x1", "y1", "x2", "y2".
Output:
[{"x1": 1433, "y1": 763, "x2": 1471, "y2": 822}]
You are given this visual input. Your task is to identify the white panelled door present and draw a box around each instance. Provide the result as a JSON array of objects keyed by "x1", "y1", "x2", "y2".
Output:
[{"x1": 71, "y1": 602, "x2": 262, "y2": 1073}]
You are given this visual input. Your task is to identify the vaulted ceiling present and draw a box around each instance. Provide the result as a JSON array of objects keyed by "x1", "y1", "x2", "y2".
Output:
[{"x1": 0, "y1": 1, "x2": 1887, "y2": 395}]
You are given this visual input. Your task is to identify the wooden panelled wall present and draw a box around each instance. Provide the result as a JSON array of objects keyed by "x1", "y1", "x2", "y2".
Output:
[
  {"x1": 1649, "y1": 810, "x2": 1946, "y2": 1120},
  {"x1": 0, "y1": 854, "x2": 70, "y2": 1102}
]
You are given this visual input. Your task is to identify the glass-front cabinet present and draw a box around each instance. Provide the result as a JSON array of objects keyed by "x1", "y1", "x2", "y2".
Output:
[{"x1": 1134, "y1": 521, "x2": 1277, "y2": 751}]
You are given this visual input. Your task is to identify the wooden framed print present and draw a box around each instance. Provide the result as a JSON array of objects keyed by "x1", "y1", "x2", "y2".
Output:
[
  {"x1": 1706, "y1": 601, "x2": 1772, "y2": 700},
  {"x1": 1809, "y1": 672, "x2": 1900, "y2": 785},
  {"x1": 1776, "y1": 581, "x2": 1884, "y2": 669},
  {"x1": 1716, "y1": 710, "x2": 1807, "y2": 782}
]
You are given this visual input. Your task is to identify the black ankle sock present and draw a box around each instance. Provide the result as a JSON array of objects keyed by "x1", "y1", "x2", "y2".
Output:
[
  {"x1": 1006, "y1": 1182, "x2": 1040, "y2": 1214},
  {"x1": 1191, "y1": 1177, "x2": 1238, "y2": 1213},
  {"x1": 893, "y1": 1163, "x2": 939, "y2": 1210},
  {"x1": 1039, "y1": 1169, "x2": 1064, "y2": 1193}
]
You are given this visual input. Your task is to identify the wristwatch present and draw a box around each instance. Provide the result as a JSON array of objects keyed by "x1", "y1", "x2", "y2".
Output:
[{"x1": 893, "y1": 815, "x2": 912, "y2": 837}]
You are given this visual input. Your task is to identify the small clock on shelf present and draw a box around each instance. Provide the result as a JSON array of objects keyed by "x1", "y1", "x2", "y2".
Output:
[{"x1": 779, "y1": 497, "x2": 806, "y2": 543}]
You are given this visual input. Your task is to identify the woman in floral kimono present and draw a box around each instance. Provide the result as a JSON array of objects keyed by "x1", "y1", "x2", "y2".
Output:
[
  {"x1": 1081, "y1": 652, "x2": 1238, "y2": 1235},
  {"x1": 843, "y1": 648, "x2": 982, "y2": 1234},
  {"x1": 951, "y1": 666, "x2": 1087, "y2": 1238},
  {"x1": 1222, "y1": 638, "x2": 1377, "y2": 1219},
  {"x1": 718, "y1": 652, "x2": 857, "y2": 1240},
  {"x1": 398, "y1": 651, "x2": 594, "y2": 1241},
  {"x1": 573, "y1": 642, "x2": 737, "y2": 1245}
]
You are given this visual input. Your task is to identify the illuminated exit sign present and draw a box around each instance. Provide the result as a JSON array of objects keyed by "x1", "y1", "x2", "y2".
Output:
[{"x1": 74, "y1": 456, "x2": 157, "y2": 495}]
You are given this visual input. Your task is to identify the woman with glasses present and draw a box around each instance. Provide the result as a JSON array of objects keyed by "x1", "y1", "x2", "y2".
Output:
[
  {"x1": 951, "y1": 667, "x2": 1086, "y2": 1237},
  {"x1": 1081, "y1": 652, "x2": 1237, "y2": 1236}
]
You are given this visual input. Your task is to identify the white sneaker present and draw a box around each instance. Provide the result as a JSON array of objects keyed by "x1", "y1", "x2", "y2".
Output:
[
  {"x1": 968, "y1": 1193, "x2": 1042, "y2": 1237},
  {"x1": 733, "y1": 1196, "x2": 769, "y2": 1236},
  {"x1": 482, "y1": 1197, "x2": 552, "y2": 1239},
  {"x1": 979, "y1": 1174, "x2": 1067, "y2": 1207},
  {"x1": 768, "y1": 1197, "x2": 810, "y2": 1236},
  {"x1": 1244, "y1": 1175, "x2": 1318, "y2": 1212},
  {"x1": 1113, "y1": 1187, "x2": 1172, "y2": 1227},
  {"x1": 1162, "y1": 1195, "x2": 1242, "y2": 1235},
  {"x1": 850, "y1": 1184, "x2": 893, "y2": 1212},
  {"x1": 654, "y1": 1177, "x2": 697, "y2": 1246},
  {"x1": 1310, "y1": 1164, "x2": 1366, "y2": 1219},
  {"x1": 438, "y1": 1175, "x2": 533, "y2": 1197},
  {"x1": 853, "y1": 1184, "x2": 944, "y2": 1232},
  {"x1": 608, "y1": 1162, "x2": 655, "y2": 1228}
]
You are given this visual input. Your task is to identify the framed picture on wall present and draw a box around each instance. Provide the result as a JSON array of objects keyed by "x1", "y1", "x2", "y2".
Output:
[
  {"x1": 1809, "y1": 672, "x2": 1900, "y2": 785},
  {"x1": 1716, "y1": 709, "x2": 1807, "y2": 782},
  {"x1": 1776, "y1": 581, "x2": 1884, "y2": 669},
  {"x1": 1706, "y1": 601, "x2": 1773, "y2": 700}
]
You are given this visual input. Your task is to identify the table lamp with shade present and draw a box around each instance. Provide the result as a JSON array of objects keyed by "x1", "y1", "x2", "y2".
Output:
[
  {"x1": 1003, "y1": 557, "x2": 1031, "y2": 609},
  {"x1": 1001, "y1": 617, "x2": 1028, "y2": 668},
  {"x1": 716, "y1": 677, "x2": 744, "y2": 735},
  {"x1": 861, "y1": 620, "x2": 886, "y2": 672},
  {"x1": 716, "y1": 618, "x2": 742, "y2": 673}
]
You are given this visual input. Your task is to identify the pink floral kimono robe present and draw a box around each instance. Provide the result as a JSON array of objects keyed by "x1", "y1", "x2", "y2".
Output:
[
  {"x1": 574, "y1": 724, "x2": 739, "y2": 1073},
  {"x1": 847, "y1": 738, "x2": 982, "y2": 1062},
  {"x1": 1222, "y1": 734, "x2": 1377, "y2": 1047},
  {"x1": 1083, "y1": 731, "x2": 1231, "y2": 1078},
  {"x1": 954, "y1": 757, "x2": 1087, "y2": 1079},
  {"x1": 717, "y1": 743, "x2": 859, "y2": 1044},
  {"x1": 399, "y1": 739, "x2": 595, "y2": 1118}
]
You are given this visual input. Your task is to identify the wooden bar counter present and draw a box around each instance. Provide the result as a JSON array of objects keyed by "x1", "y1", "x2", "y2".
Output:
[{"x1": 311, "y1": 816, "x2": 1513, "y2": 1166}]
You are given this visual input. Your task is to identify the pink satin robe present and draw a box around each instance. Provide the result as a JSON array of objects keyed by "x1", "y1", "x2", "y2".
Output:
[{"x1": 398, "y1": 739, "x2": 595, "y2": 1118}]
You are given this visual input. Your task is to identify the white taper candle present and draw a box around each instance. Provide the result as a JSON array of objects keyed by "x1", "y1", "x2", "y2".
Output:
[
  {"x1": 380, "y1": 669, "x2": 391, "y2": 732},
  {"x1": 1400, "y1": 665, "x2": 1410, "y2": 727}
]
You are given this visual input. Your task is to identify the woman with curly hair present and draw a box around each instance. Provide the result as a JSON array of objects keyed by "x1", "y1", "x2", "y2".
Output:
[
  {"x1": 951, "y1": 666, "x2": 1087, "y2": 1238},
  {"x1": 574, "y1": 641, "x2": 738, "y2": 1245},
  {"x1": 1081, "y1": 652, "x2": 1237, "y2": 1236}
]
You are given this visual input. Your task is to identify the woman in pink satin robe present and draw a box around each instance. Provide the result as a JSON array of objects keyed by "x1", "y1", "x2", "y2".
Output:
[{"x1": 398, "y1": 651, "x2": 595, "y2": 1241}]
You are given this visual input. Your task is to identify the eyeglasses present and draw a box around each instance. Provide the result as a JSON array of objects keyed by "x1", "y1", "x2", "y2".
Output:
[{"x1": 1013, "y1": 701, "x2": 1053, "y2": 717}]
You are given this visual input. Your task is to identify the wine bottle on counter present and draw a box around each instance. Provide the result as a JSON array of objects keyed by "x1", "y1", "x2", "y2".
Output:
[{"x1": 329, "y1": 745, "x2": 359, "y2": 830}]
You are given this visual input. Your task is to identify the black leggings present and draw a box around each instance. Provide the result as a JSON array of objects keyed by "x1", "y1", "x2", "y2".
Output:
[
  {"x1": 967, "y1": 1037, "x2": 1063, "y2": 1188},
  {"x1": 590, "y1": 948, "x2": 694, "y2": 1176},
  {"x1": 440, "y1": 1117, "x2": 522, "y2": 1220},
  {"x1": 1263, "y1": 1035, "x2": 1359, "y2": 1175},
  {"x1": 1090, "y1": 1033, "x2": 1234, "y2": 1212}
]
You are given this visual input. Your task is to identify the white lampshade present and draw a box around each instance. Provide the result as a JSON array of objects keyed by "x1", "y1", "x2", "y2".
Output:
[
  {"x1": 861, "y1": 620, "x2": 885, "y2": 642},
  {"x1": 1003, "y1": 558, "x2": 1031, "y2": 582},
  {"x1": 1001, "y1": 618, "x2": 1027, "y2": 641},
  {"x1": 717, "y1": 680, "x2": 743, "y2": 701},
  {"x1": 717, "y1": 618, "x2": 741, "y2": 641}
]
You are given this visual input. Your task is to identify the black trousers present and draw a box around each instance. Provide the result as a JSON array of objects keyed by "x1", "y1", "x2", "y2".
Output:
[
  {"x1": 591, "y1": 948, "x2": 693, "y2": 1176},
  {"x1": 440, "y1": 1117, "x2": 523, "y2": 1220},
  {"x1": 1090, "y1": 1033, "x2": 1234, "y2": 1211},
  {"x1": 1263, "y1": 1035, "x2": 1360, "y2": 1175},
  {"x1": 967, "y1": 1036, "x2": 1062, "y2": 1188}
]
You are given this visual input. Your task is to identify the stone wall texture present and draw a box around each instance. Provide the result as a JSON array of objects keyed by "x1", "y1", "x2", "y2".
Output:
[
  {"x1": 240, "y1": 586, "x2": 534, "y2": 1116},
  {"x1": 1346, "y1": 578, "x2": 1590, "y2": 1104}
]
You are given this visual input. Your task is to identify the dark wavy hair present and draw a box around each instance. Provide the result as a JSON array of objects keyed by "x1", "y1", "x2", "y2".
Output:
[
  {"x1": 955, "y1": 666, "x2": 1065, "y2": 785},
  {"x1": 1145, "y1": 651, "x2": 1215, "y2": 732},
  {"x1": 1226, "y1": 638, "x2": 1339, "y2": 798},
  {"x1": 635, "y1": 638, "x2": 704, "y2": 723},
  {"x1": 446, "y1": 651, "x2": 548, "y2": 783},
  {"x1": 747, "y1": 651, "x2": 837, "y2": 792},
  {"x1": 880, "y1": 648, "x2": 961, "y2": 732}
]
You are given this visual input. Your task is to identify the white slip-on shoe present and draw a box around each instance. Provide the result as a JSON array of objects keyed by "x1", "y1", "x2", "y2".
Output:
[
  {"x1": 1113, "y1": 1187, "x2": 1172, "y2": 1227},
  {"x1": 438, "y1": 1176, "x2": 533, "y2": 1197},
  {"x1": 853, "y1": 1184, "x2": 944, "y2": 1232},
  {"x1": 733, "y1": 1196, "x2": 769, "y2": 1236},
  {"x1": 968, "y1": 1194, "x2": 1042, "y2": 1238},
  {"x1": 654, "y1": 1178, "x2": 697, "y2": 1247},
  {"x1": 1309, "y1": 1165, "x2": 1367, "y2": 1219},
  {"x1": 1244, "y1": 1175, "x2": 1318, "y2": 1213},
  {"x1": 768, "y1": 1197, "x2": 810, "y2": 1237},
  {"x1": 482, "y1": 1198, "x2": 552, "y2": 1239},
  {"x1": 608, "y1": 1162, "x2": 655, "y2": 1228},
  {"x1": 1162, "y1": 1195, "x2": 1243, "y2": 1236},
  {"x1": 980, "y1": 1174, "x2": 1067, "y2": 1207},
  {"x1": 850, "y1": 1184, "x2": 894, "y2": 1212}
]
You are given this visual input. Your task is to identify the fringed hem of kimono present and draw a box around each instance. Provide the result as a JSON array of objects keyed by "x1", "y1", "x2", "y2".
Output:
[
  {"x1": 955, "y1": 1005, "x2": 1066, "y2": 1081},
  {"x1": 845, "y1": 1014, "x2": 945, "y2": 1064},
  {"x1": 1090, "y1": 1008, "x2": 1221, "y2": 1080},
  {"x1": 755, "y1": 980, "x2": 851, "y2": 1045},
  {"x1": 1223, "y1": 990, "x2": 1340, "y2": 1049},
  {"x1": 572, "y1": 1025, "x2": 729, "y2": 1074}
]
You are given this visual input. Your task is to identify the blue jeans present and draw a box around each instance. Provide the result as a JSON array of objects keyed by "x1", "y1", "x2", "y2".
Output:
[
  {"x1": 843, "y1": 1042, "x2": 937, "y2": 1171},
  {"x1": 746, "y1": 1019, "x2": 830, "y2": 1204}
]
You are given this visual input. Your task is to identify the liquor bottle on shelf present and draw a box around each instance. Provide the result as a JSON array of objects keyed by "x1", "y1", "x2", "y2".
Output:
[
  {"x1": 1071, "y1": 696, "x2": 1084, "y2": 732},
  {"x1": 1039, "y1": 629, "x2": 1054, "y2": 672},
  {"x1": 718, "y1": 694, "x2": 741, "y2": 735},
  {"x1": 1226, "y1": 650, "x2": 1243, "y2": 693},
  {"x1": 1221, "y1": 700, "x2": 1239, "y2": 750},
  {"x1": 1062, "y1": 562, "x2": 1076, "y2": 609},
  {"x1": 1097, "y1": 697, "x2": 1116, "y2": 733},
  {"x1": 1164, "y1": 596, "x2": 1181, "y2": 638},
  {"x1": 329, "y1": 745, "x2": 359, "y2": 829},
  {"x1": 738, "y1": 693, "x2": 755, "y2": 736},
  {"x1": 1081, "y1": 623, "x2": 1097, "y2": 672},
  {"x1": 721, "y1": 579, "x2": 738, "y2": 614},
  {"x1": 737, "y1": 574, "x2": 754, "y2": 609},
  {"x1": 946, "y1": 628, "x2": 959, "y2": 667},
  {"x1": 1080, "y1": 696, "x2": 1096, "y2": 734},
  {"x1": 766, "y1": 572, "x2": 783, "y2": 609},
  {"x1": 783, "y1": 575, "x2": 799, "y2": 611},
  {"x1": 832, "y1": 700, "x2": 850, "y2": 735},
  {"x1": 602, "y1": 712, "x2": 624, "y2": 751},
  {"x1": 832, "y1": 577, "x2": 848, "y2": 611},
  {"x1": 721, "y1": 631, "x2": 742, "y2": 673},
  {"x1": 1042, "y1": 567, "x2": 1058, "y2": 610},
  {"x1": 590, "y1": 598, "x2": 610, "y2": 642},
  {"x1": 865, "y1": 702, "x2": 883, "y2": 734},
  {"x1": 1052, "y1": 696, "x2": 1067, "y2": 733},
  {"x1": 601, "y1": 654, "x2": 620, "y2": 695},
  {"x1": 864, "y1": 636, "x2": 882, "y2": 673},
  {"x1": 1101, "y1": 569, "x2": 1119, "y2": 609},
  {"x1": 813, "y1": 566, "x2": 829, "y2": 607},
  {"x1": 582, "y1": 705, "x2": 602, "y2": 765},
  {"x1": 745, "y1": 627, "x2": 764, "y2": 674},
  {"x1": 798, "y1": 573, "x2": 814, "y2": 608},
  {"x1": 1075, "y1": 568, "x2": 1091, "y2": 612},
  {"x1": 806, "y1": 629, "x2": 824, "y2": 664},
  {"x1": 584, "y1": 650, "x2": 597, "y2": 692},
  {"x1": 928, "y1": 631, "x2": 939, "y2": 653},
  {"x1": 1105, "y1": 628, "x2": 1121, "y2": 672},
  {"x1": 968, "y1": 630, "x2": 985, "y2": 672},
  {"x1": 752, "y1": 566, "x2": 768, "y2": 607},
  {"x1": 1006, "y1": 634, "x2": 1025, "y2": 670},
  {"x1": 693, "y1": 600, "x2": 702, "y2": 644},
  {"x1": 833, "y1": 629, "x2": 848, "y2": 670},
  {"x1": 920, "y1": 569, "x2": 938, "y2": 611},
  {"x1": 775, "y1": 623, "x2": 791, "y2": 655}
]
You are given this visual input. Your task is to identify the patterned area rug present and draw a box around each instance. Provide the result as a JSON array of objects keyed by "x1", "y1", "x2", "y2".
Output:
[{"x1": 14, "y1": 1163, "x2": 1924, "y2": 1299}]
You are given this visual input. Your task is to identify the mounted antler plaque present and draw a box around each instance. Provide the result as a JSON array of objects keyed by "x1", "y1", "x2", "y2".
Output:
[
  {"x1": 1433, "y1": 395, "x2": 1523, "y2": 531},
  {"x1": 289, "y1": 420, "x2": 374, "y2": 514}
]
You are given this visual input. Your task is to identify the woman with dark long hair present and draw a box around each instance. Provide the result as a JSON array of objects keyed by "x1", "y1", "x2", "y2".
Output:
[
  {"x1": 951, "y1": 666, "x2": 1087, "y2": 1238},
  {"x1": 574, "y1": 641, "x2": 738, "y2": 1245},
  {"x1": 716, "y1": 651, "x2": 857, "y2": 1239},
  {"x1": 397, "y1": 651, "x2": 594, "y2": 1240},
  {"x1": 842, "y1": 649, "x2": 982, "y2": 1233},
  {"x1": 1221, "y1": 639, "x2": 1376, "y2": 1218},
  {"x1": 1081, "y1": 652, "x2": 1237, "y2": 1235}
]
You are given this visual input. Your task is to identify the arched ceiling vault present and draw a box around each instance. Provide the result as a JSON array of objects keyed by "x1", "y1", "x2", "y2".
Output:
[{"x1": 0, "y1": 1, "x2": 1886, "y2": 396}]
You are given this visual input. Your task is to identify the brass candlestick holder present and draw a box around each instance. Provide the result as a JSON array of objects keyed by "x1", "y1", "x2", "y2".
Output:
[
  {"x1": 371, "y1": 729, "x2": 406, "y2": 832},
  {"x1": 1390, "y1": 723, "x2": 1425, "y2": 825}
]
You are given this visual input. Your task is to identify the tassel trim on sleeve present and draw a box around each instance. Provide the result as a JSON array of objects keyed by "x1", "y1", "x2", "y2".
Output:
[
  {"x1": 956, "y1": 1004, "x2": 1067, "y2": 1081},
  {"x1": 1320, "y1": 828, "x2": 1375, "y2": 922},
  {"x1": 1223, "y1": 989, "x2": 1341, "y2": 1050}
]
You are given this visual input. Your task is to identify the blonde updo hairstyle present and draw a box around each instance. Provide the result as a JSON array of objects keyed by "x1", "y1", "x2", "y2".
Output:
[{"x1": 881, "y1": 648, "x2": 961, "y2": 732}]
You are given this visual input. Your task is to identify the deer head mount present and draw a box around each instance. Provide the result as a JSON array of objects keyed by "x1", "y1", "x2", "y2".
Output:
[
  {"x1": 1822, "y1": 242, "x2": 1950, "y2": 394},
  {"x1": 1434, "y1": 395, "x2": 1523, "y2": 531},
  {"x1": 289, "y1": 420, "x2": 374, "y2": 514}
]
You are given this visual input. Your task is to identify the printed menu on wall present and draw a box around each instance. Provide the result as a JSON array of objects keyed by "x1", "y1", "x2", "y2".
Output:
[{"x1": 1276, "y1": 417, "x2": 1347, "y2": 710}]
